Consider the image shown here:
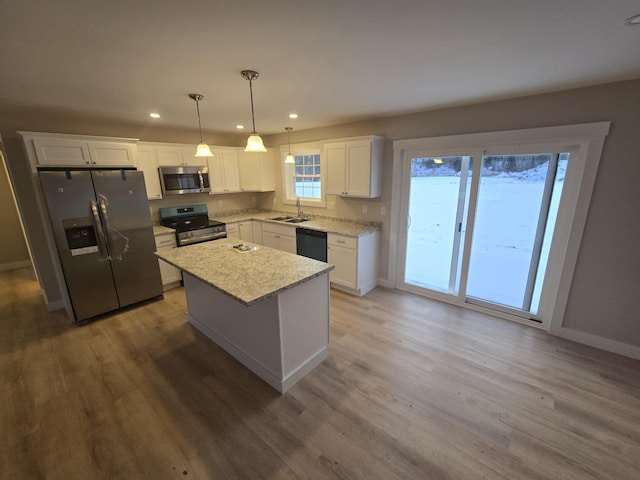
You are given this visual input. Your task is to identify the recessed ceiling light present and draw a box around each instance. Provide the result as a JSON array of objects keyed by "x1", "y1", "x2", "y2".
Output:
[
  {"x1": 149, "y1": 113, "x2": 160, "y2": 118},
  {"x1": 623, "y1": 13, "x2": 640, "y2": 25},
  {"x1": 289, "y1": 113, "x2": 298, "y2": 119},
  {"x1": 236, "y1": 125, "x2": 244, "y2": 130}
]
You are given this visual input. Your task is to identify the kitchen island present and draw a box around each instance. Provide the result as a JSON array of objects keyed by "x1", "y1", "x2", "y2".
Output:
[{"x1": 155, "y1": 239, "x2": 334, "y2": 393}]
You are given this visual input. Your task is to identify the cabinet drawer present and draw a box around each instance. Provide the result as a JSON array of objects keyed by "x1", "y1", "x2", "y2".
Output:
[
  {"x1": 328, "y1": 234, "x2": 357, "y2": 250},
  {"x1": 155, "y1": 234, "x2": 177, "y2": 248}
]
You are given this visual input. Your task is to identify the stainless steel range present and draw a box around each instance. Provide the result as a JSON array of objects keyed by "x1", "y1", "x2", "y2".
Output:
[{"x1": 159, "y1": 204, "x2": 226, "y2": 247}]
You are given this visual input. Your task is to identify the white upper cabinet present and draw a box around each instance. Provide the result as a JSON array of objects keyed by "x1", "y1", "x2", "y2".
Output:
[
  {"x1": 134, "y1": 143, "x2": 163, "y2": 200},
  {"x1": 238, "y1": 149, "x2": 275, "y2": 192},
  {"x1": 88, "y1": 142, "x2": 136, "y2": 166},
  {"x1": 156, "y1": 145, "x2": 208, "y2": 167},
  {"x1": 30, "y1": 134, "x2": 135, "y2": 167},
  {"x1": 325, "y1": 143, "x2": 347, "y2": 195},
  {"x1": 324, "y1": 136, "x2": 384, "y2": 198},
  {"x1": 33, "y1": 138, "x2": 92, "y2": 166},
  {"x1": 208, "y1": 148, "x2": 240, "y2": 193}
]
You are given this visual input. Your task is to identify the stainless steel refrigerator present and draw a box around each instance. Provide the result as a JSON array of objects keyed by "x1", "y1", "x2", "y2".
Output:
[{"x1": 39, "y1": 169, "x2": 163, "y2": 322}]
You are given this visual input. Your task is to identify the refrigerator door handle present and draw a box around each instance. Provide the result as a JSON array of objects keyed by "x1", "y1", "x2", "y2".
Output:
[
  {"x1": 98, "y1": 195, "x2": 130, "y2": 259},
  {"x1": 90, "y1": 200, "x2": 110, "y2": 259},
  {"x1": 98, "y1": 196, "x2": 114, "y2": 243}
]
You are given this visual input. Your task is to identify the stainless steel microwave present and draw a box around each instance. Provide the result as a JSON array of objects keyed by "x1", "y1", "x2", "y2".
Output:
[{"x1": 158, "y1": 166, "x2": 210, "y2": 195}]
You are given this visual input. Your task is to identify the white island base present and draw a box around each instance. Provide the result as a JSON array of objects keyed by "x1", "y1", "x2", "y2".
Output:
[{"x1": 183, "y1": 272, "x2": 330, "y2": 394}]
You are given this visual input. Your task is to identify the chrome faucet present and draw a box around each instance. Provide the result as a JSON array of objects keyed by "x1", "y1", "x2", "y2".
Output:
[{"x1": 296, "y1": 197, "x2": 304, "y2": 217}]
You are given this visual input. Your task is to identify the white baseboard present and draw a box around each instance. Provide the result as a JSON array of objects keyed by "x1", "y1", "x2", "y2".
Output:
[
  {"x1": 0, "y1": 260, "x2": 31, "y2": 272},
  {"x1": 377, "y1": 277, "x2": 395, "y2": 289},
  {"x1": 550, "y1": 325, "x2": 640, "y2": 360}
]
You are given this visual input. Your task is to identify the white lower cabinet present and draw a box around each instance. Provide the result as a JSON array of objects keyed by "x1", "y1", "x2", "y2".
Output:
[
  {"x1": 251, "y1": 221, "x2": 263, "y2": 245},
  {"x1": 225, "y1": 221, "x2": 254, "y2": 242},
  {"x1": 261, "y1": 222, "x2": 296, "y2": 254},
  {"x1": 226, "y1": 222, "x2": 239, "y2": 238},
  {"x1": 328, "y1": 231, "x2": 379, "y2": 296},
  {"x1": 155, "y1": 233, "x2": 181, "y2": 290},
  {"x1": 239, "y1": 221, "x2": 253, "y2": 242},
  {"x1": 327, "y1": 237, "x2": 357, "y2": 288}
]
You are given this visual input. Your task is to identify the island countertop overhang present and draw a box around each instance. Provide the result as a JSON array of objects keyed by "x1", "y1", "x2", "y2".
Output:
[{"x1": 155, "y1": 238, "x2": 334, "y2": 306}]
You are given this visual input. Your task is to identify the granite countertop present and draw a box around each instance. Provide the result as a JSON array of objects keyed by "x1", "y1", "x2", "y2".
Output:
[
  {"x1": 155, "y1": 237, "x2": 334, "y2": 306},
  {"x1": 212, "y1": 211, "x2": 380, "y2": 237},
  {"x1": 153, "y1": 225, "x2": 175, "y2": 235}
]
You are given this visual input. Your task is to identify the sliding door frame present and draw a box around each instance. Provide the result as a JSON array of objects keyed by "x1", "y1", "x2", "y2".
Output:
[{"x1": 390, "y1": 122, "x2": 610, "y2": 332}]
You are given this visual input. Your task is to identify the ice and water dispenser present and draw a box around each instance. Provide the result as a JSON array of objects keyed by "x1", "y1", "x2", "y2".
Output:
[{"x1": 62, "y1": 217, "x2": 99, "y2": 256}]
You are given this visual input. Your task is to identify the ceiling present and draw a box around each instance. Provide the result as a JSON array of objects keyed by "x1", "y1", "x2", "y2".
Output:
[{"x1": 1, "y1": 0, "x2": 639, "y2": 137}]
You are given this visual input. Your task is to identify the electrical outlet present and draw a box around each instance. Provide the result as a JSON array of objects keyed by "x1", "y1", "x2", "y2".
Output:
[
  {"x1": 218, "y1": 200, "x2": 223, "y2": 207},
  {"x1": 251, "y1": 196, "x2": 256, "y2": 204},
  {"x1": 381, "y1": 206, "x2": 386, "y2": 215},
  {"x1": 327, "y1": 201, "x2": 335, "y2": 210},
  {"x1": 362, "y1": 204, "x2": 368, "y2": 214}
]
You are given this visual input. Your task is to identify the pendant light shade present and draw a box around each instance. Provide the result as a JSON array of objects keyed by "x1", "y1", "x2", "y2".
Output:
[
  {"x1": 188, "y1": 93, "x2": 213, "y2": 157},
  {"x1": 284, "y1": 127, "x2": 294, "y2": 164},
  {"x1": 195, "y1": 142, "x2": 213, "y2": 157},
  {"x1": 246, "y1": 134, "x2": 267, "y2": 152},
  {"x1": 241, "y1": 70, "x2": 267, "y2": 152}
]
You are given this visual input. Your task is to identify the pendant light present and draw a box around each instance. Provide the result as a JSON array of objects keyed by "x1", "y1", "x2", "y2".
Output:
[
  {"x1": 188, "y1": 93, "x2": 213, "y2": 157},
  {"x1": 241, "y1": 70, "x2": 267, "y2": 152},
  {"x1": 284, "y1": 127, "x2": 294, "y2": 164}
]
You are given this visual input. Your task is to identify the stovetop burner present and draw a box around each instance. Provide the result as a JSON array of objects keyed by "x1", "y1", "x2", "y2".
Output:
[{"x1": 159, "y1": 204, "x2": 226, "y2": 247}]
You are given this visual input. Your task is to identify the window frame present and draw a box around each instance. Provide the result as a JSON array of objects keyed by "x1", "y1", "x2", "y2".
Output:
[{"x1": 281, "y1": 142, "x2": 326, "y2": 207}]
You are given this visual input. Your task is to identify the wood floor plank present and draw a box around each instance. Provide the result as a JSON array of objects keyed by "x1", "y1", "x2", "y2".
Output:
[{"x1": 1, "y1": 267, "x2": 639, "y2": 479}]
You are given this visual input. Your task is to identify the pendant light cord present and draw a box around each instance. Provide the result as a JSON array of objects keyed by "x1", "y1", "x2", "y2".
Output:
[
  {"x1": 248, "y1": 78, "x2": 257, "y2": 135},
  {"x1": 195, "y1": 98, "x2": 205, "y2": 143}
]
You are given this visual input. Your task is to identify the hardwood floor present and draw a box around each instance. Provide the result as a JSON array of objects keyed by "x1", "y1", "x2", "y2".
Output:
[{"x1": 1, "y1": 266, "x2": 639, "y2": 479}]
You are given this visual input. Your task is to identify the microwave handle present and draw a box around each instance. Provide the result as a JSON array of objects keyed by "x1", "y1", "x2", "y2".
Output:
[{"x1": 198, "y1": 170, "x2": 204, "y2": 192}]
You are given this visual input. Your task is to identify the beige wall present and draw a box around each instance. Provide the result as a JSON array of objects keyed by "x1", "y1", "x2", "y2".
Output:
[
  {"x1": 263, "y1": 78, "x2": 640, "y2": 348},
  {"x1": 1, "y1": 78, "x2": 639, "y2": 349},
  {"x1": 0, "y1": 147, "x2": 30, "y2": 267}
]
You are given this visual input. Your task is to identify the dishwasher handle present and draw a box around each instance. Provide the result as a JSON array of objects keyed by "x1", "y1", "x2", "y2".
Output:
[{"x1": 296, "y1": 227, "x2": 327, "y2": 239}]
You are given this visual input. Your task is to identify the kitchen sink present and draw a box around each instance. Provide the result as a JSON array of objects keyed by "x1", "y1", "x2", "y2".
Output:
[{"x1": 269, "y1": 215, "x2": 309, "y2": 223}]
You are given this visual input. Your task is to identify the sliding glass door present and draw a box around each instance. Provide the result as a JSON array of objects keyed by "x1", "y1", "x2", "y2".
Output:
[
  {"x1": 400, "y1": 148, "x2": 569, "y2": 320},
  {"x1": 404, "y1": 155, "x2": 473, "y2": 294}
]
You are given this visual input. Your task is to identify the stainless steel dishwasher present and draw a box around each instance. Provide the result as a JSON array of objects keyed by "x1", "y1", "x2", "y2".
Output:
[{"x1": 296, "y1": 227, "x2": 327, "y2": 262}]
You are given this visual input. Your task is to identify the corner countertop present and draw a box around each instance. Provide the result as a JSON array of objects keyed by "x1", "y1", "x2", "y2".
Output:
[
  {"x1": 153, "y1": 225, "x2": 175, "y2": 236},
  {"x1": 155, "y1": 237, "x2": 334, "y2": 306},
  {"x1": 212, "y1": 211, "x2": 380, "y2": 237}
]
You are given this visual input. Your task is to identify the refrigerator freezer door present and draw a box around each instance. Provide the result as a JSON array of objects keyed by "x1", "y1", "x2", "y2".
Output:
[
  {"x1": 91, "y1": 170, "x2": 163, "y2": 307},
  {"x1": 39, "y1": 170, "x2": 120, "y2": 320}
]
